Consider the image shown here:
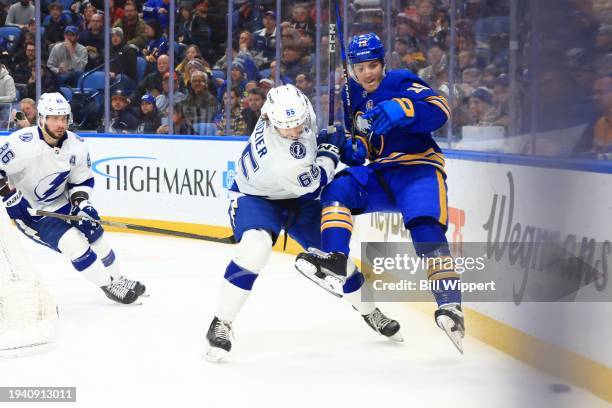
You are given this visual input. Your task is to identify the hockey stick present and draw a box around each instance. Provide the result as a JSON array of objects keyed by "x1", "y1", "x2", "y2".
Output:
[
  {"x1": 327, "y1": 0, "x2": 337, "y2": 134},
  {"x1": 334, "y1": 0, "x2": 356, "y2": 149},
  {"x1": 33, "y1": 210, "x2": 236, "y2": 244}
]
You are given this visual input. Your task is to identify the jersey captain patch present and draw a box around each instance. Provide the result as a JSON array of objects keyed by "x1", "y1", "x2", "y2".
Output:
[{"x1": 290, "y1": 142, "x2": 306, "y2": 159}]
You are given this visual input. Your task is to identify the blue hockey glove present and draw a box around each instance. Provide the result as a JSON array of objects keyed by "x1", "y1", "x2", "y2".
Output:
[
  {"x1": 3, "y1": 189, "x2": 39, "y2": 224},
  {"x1": 340, "y1": 137, "x2": 367, "y2": 166},
  {"x1": 362, "y1": 98, "x2": 416, "y2": 135},
  {"x1": 317, "y1": 126, "x2": 344, "y2": 166},
  {"x1": 70, "y1": 200, "x2": 103, "y2": 238}
]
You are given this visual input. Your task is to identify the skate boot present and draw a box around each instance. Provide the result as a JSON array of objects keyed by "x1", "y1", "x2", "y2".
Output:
[
  {"x1": 101, "y1": 276, "x2": 141, "y2": 304},
  {"x1": 435, "y1": 303, "x2": 465, "y2": 354},
  {"x1": 362, "y1": 308, "x2": 403, "y2": 342},
  {"x1": 121, "y1": 277, "x2": 146, "y2": 296},
  {"x1": 205, "y1": 316, "x2": 233, "y2": 362},
  {"x1": 295, "y1": 249, "x2": 350, "y2": 297}
]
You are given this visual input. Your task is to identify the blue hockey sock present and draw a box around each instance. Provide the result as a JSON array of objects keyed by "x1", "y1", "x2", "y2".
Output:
[{"x1": 223, "y1": 260, "x2": 258, "y2": 290}]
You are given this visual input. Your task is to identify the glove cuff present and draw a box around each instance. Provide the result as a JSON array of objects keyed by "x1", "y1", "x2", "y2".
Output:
[{"x1": 3, "y1": 189, "x2": 22, "y2": 208}]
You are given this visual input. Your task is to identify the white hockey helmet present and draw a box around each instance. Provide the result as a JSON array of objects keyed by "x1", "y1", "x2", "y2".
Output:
[
  {"x1": 263, "y1": 84, "x2": 310, "y2": 129},
  {"x1": 37, "y1": 92, "x2": 73, "y2": 128}
]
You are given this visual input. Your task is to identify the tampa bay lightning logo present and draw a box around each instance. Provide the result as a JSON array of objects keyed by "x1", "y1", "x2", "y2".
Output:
[
  {"x1": 289, "y1": 142, "x2": 306, "y2": 159},
  {"x1": 34, "y1": 171, "x2": 70, "y2": 203},
  {"x1": 354, "y1": 112, "x2": 372, "y2": 134},
  {"x1": 19, "y1": 132, "x2": 33, "y2": 142}
]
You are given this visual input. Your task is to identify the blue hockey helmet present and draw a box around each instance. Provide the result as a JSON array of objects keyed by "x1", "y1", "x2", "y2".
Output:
[{"x1": 347, "y1": 33, "x2": 385, "y2": 65}]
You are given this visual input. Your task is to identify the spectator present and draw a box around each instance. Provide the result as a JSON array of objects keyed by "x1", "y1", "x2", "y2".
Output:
[
  {"x1": 281, "y1": 43, "x2": 311, "y2": 82},
  {"x1": 190, "y1": 0, "x2": 215, "y2": 62},
  {"x1": 253, "y1": 10, "x2": 276, "y2": 67},
  {"x1": 233, "y1": 0, "x2": 264, "y2": 33},
  {"x1": 176, "y1": 3, "x2": 194, "y2": 44},
  {"x1": 490, "y1": 74, "x2": 514, "y2": 131},
  {"x1": 182, "y1": 70, "x2": 219, "y2": 128},
  {"x1": 258, "y1": 78, "x2": 273, "y2": 94},
  {"x1": 13, "y1": 42, "x2": 35, "y2": 84},
  {"x1": 176, "y1": 44, "x2": 204, "y2": 87},
  {"x1": 157, "y1": 103, "x2": 195, "y2": 135},
  {"x1": 266, "y1": 60, "x2": 291, "y2": 85},
  {"x1": 79, "y1": 12, "x2": 104, "y2": 70},
  {"x1": 216, "y1": 87, "x2": 248, "y2": 136},
  {"x1": 113, "y1": 0, "x2": 147, "y2": 50},
  {"x1": 109, "y1": 27, "x2": 138, "y2": 82},
  {"x1": 214, "y1": 37, "x2": 259, "y2": 81},
  {"x1": 156, "y1": 71, "x2": 187, "y2": 116},
  {"x1": 467, "y1": 87, "x2": 497, "y2": 126},
  {"x1": 238, "y1": 30, "x2": 266, "y2": 68},
  {"x1": 143, "y1": 19, "x2": 169, "y2": 70},
  {"x1": 143, "y1": 0, "x2": 170, "y2": 29},
  {"x1": 458, "y1": 50, "x2": 478, "y2": 72},
  {"x1": 5, "y1": 0, "x2": 34, "y2": 29},
  {"x1": 0, "y1": 63, "x2": 17, "y2": 103},
  {"x1": 230, "y1": 62, "x2": 248, "y2": 93},
  {"x1": 109, "y1": 0, "x2": 124, "y2": 25},
  {"x1": 44, "y1": 2, "x2": 71, "y2": 48},
  {"x1": 130, "y1": 54, "x2": 169, "y2": 104},
  {"x1": 574, "y1": 74, "x2": 612, "y2": 156},
  {"x1": 10, "y1": 97, "x2": 36, "y2": 129},
  {"x1": 81, "y1": 3, "x2": 98, "y2": 30},
  {"x1": 295, "y1": 72, "x2": 315, "y2": 102},
  {"x1": 242, "y1": 87, "x2": 265, "y2": 134},
  {"x1": 418, "y1": 43, "x2": 447, "y2": 86},
  {"x1": 47, "y1": 26, "x2": 88, "y2": 87},
  {"x1": 289, "y1": 2, "x2": 314, "y2": 38},
  {"x1": 137, "y1": 94, "x2": 162, "y2": 134},
  {"x1": 462, "y1": 67, "x2": 483, "y2": 90},
  {"x1": 109, "y1": 89, "x2": 139, "y2": 133},
  {"x1": 24, "y1": 65, "x2": 58, "y2": 100}
]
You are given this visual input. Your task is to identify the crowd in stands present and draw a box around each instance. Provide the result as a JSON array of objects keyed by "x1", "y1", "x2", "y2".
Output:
[{"x1": 0, "y1": 0, "x2": 608, "y2": 157}]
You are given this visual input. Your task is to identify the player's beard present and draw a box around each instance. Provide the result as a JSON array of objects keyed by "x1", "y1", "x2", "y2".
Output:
[{"x1": 43, "y1": 124, "x2": 66, "y2": 142}]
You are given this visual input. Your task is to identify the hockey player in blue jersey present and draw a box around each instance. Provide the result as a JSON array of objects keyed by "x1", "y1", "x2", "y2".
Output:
[
  {"x1": 205, "y1": 85, "x2": 402, "y2": 362},
  {"x1": 295, "y1": 33, "x2": 465, "y2": 352}
]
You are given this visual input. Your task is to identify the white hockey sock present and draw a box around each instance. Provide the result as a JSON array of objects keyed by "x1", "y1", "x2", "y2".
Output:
[
  {"x1": 80, "y1": 261, "x2": 112, "y2": 287},
  {"x1": 91, "y1": 238, "x2": 121, "y2": 280},
  {"x1": 343, "y1": 283, "x2": 376, "y2": 315},
  {"x1": 215, "y1": 280, "x2": 251, "y2": 323}
]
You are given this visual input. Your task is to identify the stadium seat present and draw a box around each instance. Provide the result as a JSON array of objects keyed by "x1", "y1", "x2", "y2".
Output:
[
  {"x1": 136, "y1": 57, "x2": 147, "y2": 82},
  {"x1": 76, "y1": 71, "x2": 106, "y2": 94},
  {"x1": 259, "y1": 68, "x2": 271, "y2": 79},
  {"x1": 0, "y1": 26, "x2": 21, "y2": 52},
  {"x1": 59, "y1": 86, "x2": 73, "y2": 101},
  {"x1": 193, "y1": 123, "x2": 217, "y2": 136}
]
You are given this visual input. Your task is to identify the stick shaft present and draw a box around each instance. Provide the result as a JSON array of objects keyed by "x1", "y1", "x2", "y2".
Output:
[
  {"x1": 334, "y1": 0, "x2": 356, "y2": 145},
  {"x1": 34, "y1": 210, "x2": 235, "y2": 244},
  {"x1": 327, "y1": 0, "x2": 336, "y2": 131}
]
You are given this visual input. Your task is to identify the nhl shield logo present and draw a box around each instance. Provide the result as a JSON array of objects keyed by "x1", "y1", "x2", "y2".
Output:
[{"x1": 289, "y1": 142, "x2": 306, "y2": 159}]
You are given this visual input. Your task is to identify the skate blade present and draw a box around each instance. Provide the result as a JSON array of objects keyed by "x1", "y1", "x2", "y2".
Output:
[
  {"x1": 388, "y1": 332, "x2": 404, "y2": 342},
  {"x1": 436, "y1": 316, "x2": 464, "y2": 354},
  {"x1": 295, "y1": 259, "x2": 343, "y2": 298},
  {"x1": 204, "y1": 347, "x2": 228, "y2": 363}
]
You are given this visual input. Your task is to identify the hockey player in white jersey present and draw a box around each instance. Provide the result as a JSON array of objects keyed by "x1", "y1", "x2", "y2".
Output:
[
  {"x1": 205, "y1": 84, "x2": 401, "y2": 361},
  {"x1": 0, "y1": 92, "x2": 145, "y2": 304}
]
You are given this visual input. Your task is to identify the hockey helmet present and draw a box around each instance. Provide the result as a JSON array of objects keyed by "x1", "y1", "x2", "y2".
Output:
[
  {"x1": 262, "y1": 84, "x2": 310, "y2": 130},
  {"x1": 37, "y1": 92, "x2": 73, "y2": 127},
  {"x1": 347, "y1": 33, "x2": 385, "y2": 65}
]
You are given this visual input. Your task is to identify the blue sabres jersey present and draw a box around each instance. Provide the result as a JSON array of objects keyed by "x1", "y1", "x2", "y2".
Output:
[{"x1": 342, "y1": 69, "x2": 450, "y2": 172}]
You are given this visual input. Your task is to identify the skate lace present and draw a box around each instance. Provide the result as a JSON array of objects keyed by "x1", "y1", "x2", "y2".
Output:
[
  {"x1": 120, "y1": 277, "x2": 138, "y2": 290},
  {"x1": 214, "y1": 320, "x2": 232, "y2": 340},
  {"x1": 107, "y1": 279, "x2": 130, "y2": 299},
  {"x1": 369, "y1": 309, "x2": 391, "y2": 331}
]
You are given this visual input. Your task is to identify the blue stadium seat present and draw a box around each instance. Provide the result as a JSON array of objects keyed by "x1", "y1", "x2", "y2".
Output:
[
  {"x1": 259, "y1": 68, "x2": 271, "y2": 79},
  {"x1": 59, "y1": 86, "x2": 73, "y2": 101},
  {"x1": 77, "y1": 71, "x2": 106, "y2": 93},
  {"x1": 193, "y1": 123, "x2": 217, "y2": 136},
  {"x1": 136, "y1": 57, "x2": 147, "y2": 82}
]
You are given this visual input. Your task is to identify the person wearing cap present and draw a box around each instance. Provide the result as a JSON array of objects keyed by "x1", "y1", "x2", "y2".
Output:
[
  {"x1": 137, "y1": 94, "x2": 162, "y2": 134},
  {"x1": 113, "y1": 0, "x2": 147, "y2": 50},
  {"x1": 5, "y1": 0, "x2": 34, "y2": 29},
  {"x1": 47, "y1": 26, "x2": 87, "y2": 87},
  {"x1": 43, "y1": 2, "x2": 71, "y2": 47},
  {"x1": 230, "y1": 62, "x2": 248, "y2": 93},
  {"x1": 109, "y1": 27, "x2": 138, "y2": 81},
  {"x1": 467, "y1": 87, "x2": 497, "y2": 126},
  {"x1": 253, "y1": 10, "x2": 276, "y2": 67},
  {"x1": 109, "y1": 89, "x2": 139, "y2": 133},
  {"x1": 258, "y1": 78, "x2": 273, "y2": 95}
]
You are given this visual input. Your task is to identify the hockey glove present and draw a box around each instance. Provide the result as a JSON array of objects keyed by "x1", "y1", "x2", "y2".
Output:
[
  {"x1": 362, "y1": 98, "x2": 416, "y2": 136},
  {"x1": 3, "y1": 189, "x2": 39, "y2": 224},
  {"x1": 70, "y1": 200, "x2": 103, "y2": 238},
  {"x1": 341, "y1": 137, "x2": 367, "y2": 166},
  {"x1": 316, "y1": 126, "x2": 343, "y2": 166}
]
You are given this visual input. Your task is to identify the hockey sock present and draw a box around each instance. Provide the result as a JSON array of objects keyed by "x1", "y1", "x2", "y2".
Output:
[
  {"x1": 409, "y1": 217, "x2": 461, "y2": 306},
  {"x1": 216, "y1": 260, "x2": 259, "y2": 322},
  {"x1": 91, "y1": 238, "x2": 120, "y2": 280},
  {"x1": 72, "y1": 248, "x2": 111, "y2": 287},
  {"x1": 342, "y1": 270, "x2": 376, "y2": 315},
  {"x1": 321, "y1": 202, "x2": 353, "y2": 255}
]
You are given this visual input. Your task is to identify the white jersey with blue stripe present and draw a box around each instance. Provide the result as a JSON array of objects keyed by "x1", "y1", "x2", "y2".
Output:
[
  {"x1": 0, "y1": 126, "x2": 94, "y2": 212},
  {"x1": 233, "y1": 106, "x2": 335, "y2": 200}
]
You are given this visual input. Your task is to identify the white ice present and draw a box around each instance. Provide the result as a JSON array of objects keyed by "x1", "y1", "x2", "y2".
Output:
[{"x1": 2, "y1": 231, "x2": 609, "y2": 408}]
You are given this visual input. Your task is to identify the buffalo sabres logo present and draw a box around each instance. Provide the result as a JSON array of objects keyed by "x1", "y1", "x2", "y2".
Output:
[
  {"x1": 289, "y1": 141, "x2": 306, "y2": 159},
  {"x1": 354, "y1": 111, "x2": 372, "y2": 135},
  {"x1": 19, "y1": 132, "x2": 33, "y2": 142}
]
